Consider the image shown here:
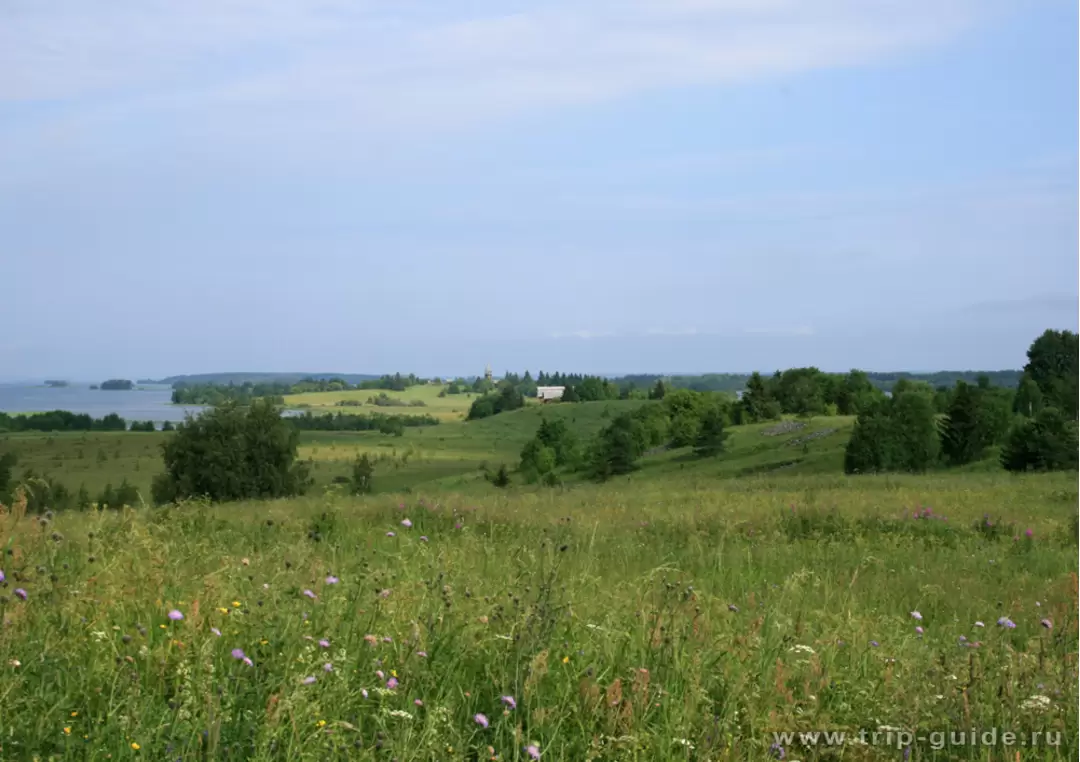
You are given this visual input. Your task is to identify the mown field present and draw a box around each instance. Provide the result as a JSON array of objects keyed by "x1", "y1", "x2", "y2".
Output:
[
  {"x1": 283, "y1": 385, "x2": 483, "y2": 422},
  {"x1": 0, "y1": 471, "x2": 1076, "y2": 761}
]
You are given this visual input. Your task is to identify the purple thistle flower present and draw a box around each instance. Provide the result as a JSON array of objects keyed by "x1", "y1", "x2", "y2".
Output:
[
  {"x1": 1040, "y1": 619, "x2": 1053, "y2": 630},
  {"x1": 501, "y1": 695, "x2": 517, "y2": 709},
  {"x1": 1025, "y1": 528, "x2": 1033, "y2": 538},
  {"x1": 378, "y1": 589, "x2": 391, "y2": 599},
  {"x1": 915, "y1": 626, "x2": 924, "y2": 635},
  {"x1": 454, "y1": 522, "x2": 463, "y2": 530},
  {"x1": 958, "y1": 635, "x2": 967, "y2": 642},
  {"x1": 302, "y1": 676, "x2": 317, "y2": 685},
  {"x1": 869, "y1": 640, "x2": 879, "y2": 647},
  {"x1": 997, "y1": 617, "x2": 1016, "y2": 629},
  {"x1": 376, "y1": 670, "x2": 385, "y2": 680},
  {"x1": 382, "y1": 636, "x2": 393, "y2": 643},
  {"x1": 420, "y1": 536, "x2": 429, "y2": 543},
  {"x1": 325, "y1": 575, "x2": 339, "y2": 585},
  {"x1": 416, "y1": 650, "x2": 428, "y2": 657},
  {"x1": 318, "y1": 639, "x2": 330, "y2": 648},
  {"x1": 0, "y1": 570, "x2": 5, "y2": 583},
  {"x1": 13, "y1": 588, "x2": 27, "y2": 601},
  {"x1": 323, "y1": 662, "x2": 333, "y2": 672},
  {"x1": 974, "y1": 620, "x2": 984, "y2": 627},
  {"x1": 231, "y1": 648, "x2": 246, "y2": 660},
  {"x1": 168, "y1": 609, "x2": 184, "y2": 621},
  {"x1": 474, "y1": 713, "x2": 489, "y2": 728},
  {"x1": 361, "y1": 689, "x2": 369, "y2": 699},
  {"x1": 910, "y1": 611, "x2": 922, "y2": 621},
  {"x1": 526, "y1": 744, "x2": 541, "y2": 760},
  {"x1": 386, "y1": 531, "x2": 396, "y2": 538},
  {"x1": 211, "y1": 627, "x2": 222, "y2": 637},
  {"x1": 769, "y1": 742, "x2": 786, "y2": 760},
  {"x1": 728, "y1": 604, "x2": 739, "y2": 613},
  {"x1": 242, "y1": 656, "x2": 253, "y2": 666},
  {"x1": 302, "y1": 589, "x2": 317, "y2": 600},
  {"x1": 401, "y1": 519, "x2": 413, "y2": 528},
  {"x1": 387, "y1": 677, "x2": 398, "y2": 689},
  {"x1": 414, "y1": 698, "x2": 423, "y2": 706}
]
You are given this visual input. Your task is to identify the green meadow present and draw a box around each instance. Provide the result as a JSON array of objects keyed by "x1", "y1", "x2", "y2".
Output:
[
  {"x1": 0, "y1": 402, "x2": 1076, "y2": 760},
  {"x1": 283, "y1": 384, "x2": 480, "y2": 422}
]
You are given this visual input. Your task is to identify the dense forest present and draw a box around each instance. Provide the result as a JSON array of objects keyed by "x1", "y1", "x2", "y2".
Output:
[{"x1": 99, "y1": 379, "x2": 134, "y2": 390}]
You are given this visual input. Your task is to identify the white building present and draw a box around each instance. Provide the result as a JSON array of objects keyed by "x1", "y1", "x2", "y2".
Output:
[{"x1": 536, "y1": 385, "x2": 565, "y2": 402}]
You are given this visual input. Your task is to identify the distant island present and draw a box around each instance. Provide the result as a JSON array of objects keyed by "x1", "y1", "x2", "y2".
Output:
[
  {"x1": 99, "y1": 379, "x2": 134, "y2": 391},
  {"x1": 44, "y1": 380, "x2": 69, "y2": 388}
]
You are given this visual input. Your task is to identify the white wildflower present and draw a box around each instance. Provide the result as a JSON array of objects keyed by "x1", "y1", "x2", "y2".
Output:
[{"x1": 1020, "y1": 695, "x2": 1051, "y2": 713}]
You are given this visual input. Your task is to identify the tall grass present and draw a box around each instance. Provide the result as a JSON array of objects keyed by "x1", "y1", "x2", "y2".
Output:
[{"x1": 0, "y1": 473, "x2": 1076, "y2": 760}]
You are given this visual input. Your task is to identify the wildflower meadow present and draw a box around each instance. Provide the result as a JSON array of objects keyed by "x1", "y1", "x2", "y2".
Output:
[{"x1": 0, "y1": 471, "x2": 1076, "y2": 760}]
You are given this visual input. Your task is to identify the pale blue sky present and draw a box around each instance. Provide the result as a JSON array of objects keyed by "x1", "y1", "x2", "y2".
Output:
[{"x1": 1, "y1": 0, "x2": 1076, "y2": 380}]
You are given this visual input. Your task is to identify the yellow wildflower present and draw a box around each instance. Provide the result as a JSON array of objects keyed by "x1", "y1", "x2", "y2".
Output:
[
  {"x1": 232, "y1": 601, "x2": 241, "y2": 608},
  {"x1": 63, "y1": 727, "x2": 71, "y2": 735},
  {"x1": 562, "y1": 656, "x2": 570, "y2": 664},
  {"x1": 317, "y1": 719, "x2": 327, "y2": 728},
  {"x1": 70, "y1": 712, "x2": 78, "y2": 717},
  {"x1": 218, "y1": 607, "x2": 229, "y2": 614},
  {"x1": 131, "y1": 742, "x2": 141, "y2": 750}
]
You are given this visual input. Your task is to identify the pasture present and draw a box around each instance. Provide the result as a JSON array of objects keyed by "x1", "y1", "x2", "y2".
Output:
[
  {"x1": 283, "y1": 384, "x2": 480, "y2": 422},
  {"x1": 0, "y1": 471, "x2": 1076, "y2": 760}
]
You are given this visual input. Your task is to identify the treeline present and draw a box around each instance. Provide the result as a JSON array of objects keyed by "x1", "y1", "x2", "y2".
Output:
[
  {"x1": 170, "y1": 373, "x2": 427, "y2": 405},
  {"x1": 99, "y1": 379, "x2": 134, "y2": 390},
  {"x1": 171, "y1": 382, "x2": 290, "y2": 406},
  {"x1": 288, "y1": 411, "x2": 438, "y2": 435},
  {"x1": 0, "y1": 411, "x2": 128, "y2": 433}
]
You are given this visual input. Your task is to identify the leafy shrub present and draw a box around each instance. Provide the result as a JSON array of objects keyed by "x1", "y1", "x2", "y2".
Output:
[{"x1": 151, "y1": 399, "x2": 312, "y2": 505}]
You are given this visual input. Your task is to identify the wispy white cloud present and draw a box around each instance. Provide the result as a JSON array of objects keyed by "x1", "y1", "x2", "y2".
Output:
[
  {"x1": 1, "y1": 0, "x2": 993, "y2": 150},
  {"x1": 743, "y1": 326, "x2": 816, "y2": 337},
  {"x1": 548, "y1": 329, "x2": 619, "y2": 340}
]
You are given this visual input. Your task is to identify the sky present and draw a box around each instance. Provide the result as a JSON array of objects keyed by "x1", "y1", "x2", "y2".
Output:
[{"x1": 1, "y1": 0, "x2": 1077, "y2": 380}]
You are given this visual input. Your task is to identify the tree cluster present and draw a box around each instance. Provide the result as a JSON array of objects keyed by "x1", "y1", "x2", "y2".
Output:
[
  {"x1": 467, "y1": 383, "x2": 526, "y2": 420},
  {"x1": 287, "y1": 411, "x2": 438, "y2": 433},
  {"x1": 99, "y1": 379, "x2": 134, "y2": 390},
  {"x1": 0, "y1": 410, "x2": 127, "y2": 433}
]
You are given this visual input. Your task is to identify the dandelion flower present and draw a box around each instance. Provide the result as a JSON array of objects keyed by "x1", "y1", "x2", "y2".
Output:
[
  {"x1": 474, "y1": 713, "x2": 489, "y2": 728},
  {"x1": 232, "y1": 601, "x2": 241, "y2": 608},
  {"x1": 64, "y1": 727, "x2": 71, "y2": 735},
  {"x1": 131, "y1": 742, "x2": 141, "y2": 750}
]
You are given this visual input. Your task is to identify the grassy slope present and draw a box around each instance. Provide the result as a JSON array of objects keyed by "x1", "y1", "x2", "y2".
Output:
[{"x1": 0, "y1": 404, "x2": 948, "y2": 500}]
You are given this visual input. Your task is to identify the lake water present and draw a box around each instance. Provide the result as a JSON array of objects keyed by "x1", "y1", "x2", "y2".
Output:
[{"x1": 0, "y1": 383, "x2": 208, "y2": 424}]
